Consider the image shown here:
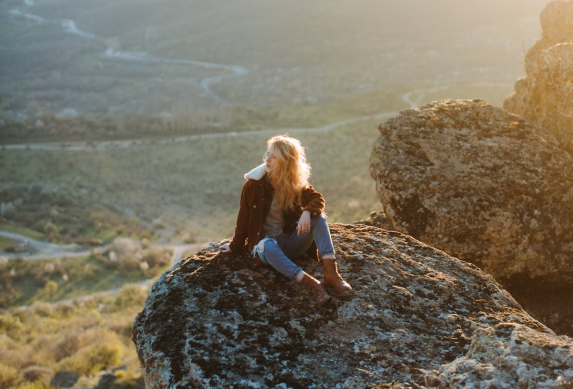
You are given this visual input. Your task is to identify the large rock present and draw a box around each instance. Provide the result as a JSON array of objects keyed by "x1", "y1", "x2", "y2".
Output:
[
  {"x1": 369, "y1": 99, "x2": 573, "y2": 290},
  {"x1": 504, "y1": 0, "x2": 573, "y2": 154},
  {"x1": 132, "y1": 224, "x2": 573, "y2": 388},
  {"x1": 49, "y1": 371, "x2": 79, "y2": 388}
]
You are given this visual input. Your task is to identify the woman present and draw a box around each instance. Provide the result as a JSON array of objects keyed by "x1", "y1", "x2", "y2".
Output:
[{"x1": 219, "y1": 135, "x2": 351, "y2": 305}]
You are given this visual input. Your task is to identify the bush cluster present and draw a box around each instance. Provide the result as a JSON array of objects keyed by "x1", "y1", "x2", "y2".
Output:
[
  {"x1": 106, "y1": 237, "x2": 171, "y2": 274},
  {"x1": 0, "y1": 285, "x2": 148, "y2": 389},
  {"x1": 0, "y1": 184, "x2": 157, "y2": 245},
  {"x1": 0, "y1": 245, "x2": 169, "y2": 309},
  {"x1": 0, "y1": 110, "x2": 211, "y2": 144}
]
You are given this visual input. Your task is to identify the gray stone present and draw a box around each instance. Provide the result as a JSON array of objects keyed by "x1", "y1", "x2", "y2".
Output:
[
  {"x1": 369, "y1": 99, "x2": 573, "y2": 290},
  {"x1": 132, "y1": 224, "x2": 573, "y2": 388},
  {"x1": 50, "y1": 370, "x2": 79, "y2": 388}
]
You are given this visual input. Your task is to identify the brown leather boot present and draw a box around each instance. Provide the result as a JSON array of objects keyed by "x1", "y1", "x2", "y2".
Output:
[
  {"x1": 322, "y1": 258, "x2": 352, "y2": 294},
  {"x1": 298, "y1": 272, "x2": 331, "y2": 305}
]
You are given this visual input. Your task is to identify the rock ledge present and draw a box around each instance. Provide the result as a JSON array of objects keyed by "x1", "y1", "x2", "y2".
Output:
[{"x1": 133, "y1": 224, "x2": 573, "y2": 388}]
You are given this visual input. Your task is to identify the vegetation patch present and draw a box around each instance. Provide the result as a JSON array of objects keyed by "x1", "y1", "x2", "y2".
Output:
[
  {"x1": 0, "y1": 222, "x2": 45, "y2": 242},
  {"x1": 0, "y1": 285, "x2": 149, "y2": 389},
  {"x1": 0, "y1": 182, "x2": 157, "y2": 246},
  {"x1": 0, "y1": 236, "x2": 18, "y2": 251},
  {"x1": 0, "y1": 244, "x2": 170, "y2": 309}
]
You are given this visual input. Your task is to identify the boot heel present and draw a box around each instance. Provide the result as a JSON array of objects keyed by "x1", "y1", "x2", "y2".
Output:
[
  {"x1": 298, "y1": 272, "x2": 331, "y2": 305},
  {"x1": 322, "y1": 258, "x2": 352, "y2": 294}
]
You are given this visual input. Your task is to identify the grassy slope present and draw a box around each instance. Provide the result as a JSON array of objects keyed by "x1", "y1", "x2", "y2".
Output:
[
  {"x1": 0, "y1": 235, "x2": 18, "y2": 251},
  {"x1": 0, "y1": 0, "x2": 546, "y2": 117},
  {"x1": 1, "y1": 254, "x2": 168, "y2": 308},
  {"x1": 0, "y1": 222, "x2": 44, "y2": 241},
  {"x1": 0, "y1": 117, "x2": 382, "y2": 241}
]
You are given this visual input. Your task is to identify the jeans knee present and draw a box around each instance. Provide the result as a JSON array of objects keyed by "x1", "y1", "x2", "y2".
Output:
[
  {"x1": 310, "y1": 214, "x2": 328, "y2": 229},
  {"x1": 263, "y1": 239, "x2": 279, "y2": 253}
]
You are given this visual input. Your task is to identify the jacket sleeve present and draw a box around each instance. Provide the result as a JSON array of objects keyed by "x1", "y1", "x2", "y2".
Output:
[
  {"x1": 301, "y1": 185, "x2": 325, "y2": 218},
  {"x1": 229, "y1": 180, "x2": 250, "y2": 253}
]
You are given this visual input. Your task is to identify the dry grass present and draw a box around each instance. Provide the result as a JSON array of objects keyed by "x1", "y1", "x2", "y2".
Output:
[{"x1": 0, "y1": 285, "x2": 148, "y2": 389}]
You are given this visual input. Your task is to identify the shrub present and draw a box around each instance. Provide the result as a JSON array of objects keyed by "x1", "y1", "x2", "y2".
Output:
[
  {"x1": 108, "y1": 238, "x2": 145, "y2": 272},
  {"x1": 30, "y1": 302, "x2": 54, "y2": 318},
  {"x1": 108, "y1": 238, "x2": 141, "y2": 260},
  {"x1": 183, "y1": 233, "x2": 197, "y2": 244},
  {"x1": 113, "y1": 368, "x2": 145, "y2": 389},
  {"x1": 15, "y1": 380, "x2": 51, "y2": 389},
  {"x1": 113, "y1": 284, "x2": 148, "y2": 311},
  {"x1": 91, "y1": 253, "x2": 112, "y2": 268},
  {"x1": 110, "y1": 322, "x2": 133, "y2": 340},
  {"x1": 42, "y1": 222, "x2": 58, "y2": 236},
  {"x1": 74, "y1": 296, "x2": 98, "y2": 310},
  {"x1": 54, "y1": 302, "x2": 76, "y2": 318},
  {"x1": 116, "y1": 257, "x2": 141, "y2": 272},
  {"x1": 0, "y1": 343, "x2": 28, "y2": 371},
  {"x1": 56, "y1": 341, "x2": 123, "y2": 376},
  {"x1": 19, "y1": 365, "x2": 52, "y2": 383},
  {"x1": 0, "y1": 272, "x2": 20, "y2": 307},
  {"x1": 52, "y1": 332, "x2": 80, "y2": 361},
  {"x1": 10, "y1": 308, "x2": 37, "y2": 326},
  {"x1": 0, "y1": 314, "x2": 23, "y2": 339},
  {"x1": 140, "y1": 248, "x2": 169, "y2": 268},
  {"x1": 0, "y1": 203, "x2": 17, "y2": 218},
  {"x1": 0, "y1": 364, "x2": 18, "y2": 389},
  {"x1": 67, "y1": 263, "x2": 97, "y2": 282},
  {"x1": 41, "y1": 281, "x2": 58, "y2": 300}
]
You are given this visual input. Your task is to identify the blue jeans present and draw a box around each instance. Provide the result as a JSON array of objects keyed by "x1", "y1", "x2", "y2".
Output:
[{"x1": 258, "y1": 215, "x2": 335, "y2": 281}]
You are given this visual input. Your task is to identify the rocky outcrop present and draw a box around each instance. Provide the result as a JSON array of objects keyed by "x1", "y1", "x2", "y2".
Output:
[
  {"x1": 369, "y1": 99, "x2": 573, "y2": 290},
  {"x1": 355, "y1": 210, "x2": 393, "y2": 230},
  {"x1": 504, "y1": 0, "x2": 573, "y2": 154},
  {"x1": 132, "y1": 224, "x2": 573, "y2": 388}
]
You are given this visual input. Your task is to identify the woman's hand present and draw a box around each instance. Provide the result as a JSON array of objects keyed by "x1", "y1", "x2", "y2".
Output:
[
  {"x1": 297, "y1": 210, "x2": 311, "y2": 236},
  {"x1": 219, "y1": 243, "x2": 232, "y2": 253}
]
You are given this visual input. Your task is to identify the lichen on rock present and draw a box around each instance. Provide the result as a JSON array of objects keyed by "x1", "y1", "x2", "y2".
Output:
[
  {"x1": 132, "y1": 224, "x2": 572, "y2": 388},
  {"x1": 369, "y1": 99, "x2": 573, "y2": 291}
]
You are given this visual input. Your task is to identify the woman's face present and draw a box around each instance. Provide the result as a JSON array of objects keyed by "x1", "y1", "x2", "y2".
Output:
[{"x1": 265, "y1": 145, "x2": 278, "y2": 173}]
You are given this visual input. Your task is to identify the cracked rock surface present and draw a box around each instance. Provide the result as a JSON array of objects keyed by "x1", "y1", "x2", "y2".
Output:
[
  {"x1": 369, "y1": 99, "x2": 573, "y2": 291},
  {"x1": 132, "y1": 224, "x2": 573, "y2": 388}
]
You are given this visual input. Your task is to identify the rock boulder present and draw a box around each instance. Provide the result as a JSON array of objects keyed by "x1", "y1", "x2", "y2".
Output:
[
  {"x1": 504, "y1": 0, "x2": 573, "y2": 154},
  {"x1": 132, "y1": 224, "x2": 573, "y2": 388},
  {"x1": 369, "y1": 99, "x2": 573, "y2": 290}
]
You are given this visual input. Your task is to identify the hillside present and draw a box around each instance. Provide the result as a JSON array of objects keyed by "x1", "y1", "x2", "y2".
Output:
[{"x1": 1, "y1": 0, "x2": 547, "y2": 123}]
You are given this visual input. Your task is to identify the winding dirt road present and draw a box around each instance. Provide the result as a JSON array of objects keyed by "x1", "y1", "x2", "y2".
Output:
[{"x1": 6, "y1": 0, "x2": 247, "y2": 103}]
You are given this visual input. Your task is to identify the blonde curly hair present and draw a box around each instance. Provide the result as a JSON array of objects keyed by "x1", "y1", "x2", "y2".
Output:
[{"x1": 264, "y1": 135, "x2": 311, "y2": 211}]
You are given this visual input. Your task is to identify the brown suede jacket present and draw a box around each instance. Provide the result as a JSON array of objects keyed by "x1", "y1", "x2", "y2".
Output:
[{"x1": 229, "y1": 167, "x2": 325, "y2": 259}]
